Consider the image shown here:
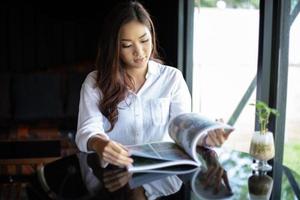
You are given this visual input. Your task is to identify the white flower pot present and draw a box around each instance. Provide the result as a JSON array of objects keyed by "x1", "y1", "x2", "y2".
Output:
[{"x1": 249, "y1": 131, "x2": 275, "y2": 171}]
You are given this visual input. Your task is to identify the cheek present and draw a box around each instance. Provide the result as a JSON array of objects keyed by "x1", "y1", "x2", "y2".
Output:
[
  {"x1": 120, "y1": 49, "x2": 132, "y2": 61},
  {"x1": 145, "y1": 43, "x2": 153, "y2": 55}
]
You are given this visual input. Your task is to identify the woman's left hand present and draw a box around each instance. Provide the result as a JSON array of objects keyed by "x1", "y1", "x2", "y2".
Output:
[{"x1": 205, "y1": 129, "x2": 230, "y2": 147}]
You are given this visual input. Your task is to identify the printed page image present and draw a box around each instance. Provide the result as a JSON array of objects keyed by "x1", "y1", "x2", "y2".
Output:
[
  {"x1": 150, "y1": 142, "x2": 193, "y2": 161},
  {"x1": 127, "y1": 143, "x2": 161, "y2": 160},
  {"x1": 168, "y1": 113, "x2": 216, "y2": 153},
  {"x1": 131, "y1": 156, "x2": 169, "y2": 167},
  {"x1": 127, "y1": 142, "x2": 194, "y2": 161},
  {"x1": 168, "y1": 113, "x2": 234, "y2": 163},
  {"x1": 142, "y1": 165, "x2": 199, "y2": 174},
  {"x1": 128, "y1": 155, "x2": 200, "y2": 172}
]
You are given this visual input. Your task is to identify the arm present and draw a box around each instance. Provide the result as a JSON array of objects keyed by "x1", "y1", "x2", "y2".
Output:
[
  {"x1": 169, "y1": 70, "x2": 192, "y2": 119},
  {"x1": 76, "y1": 78, "x2": 132, "y2": 167}
]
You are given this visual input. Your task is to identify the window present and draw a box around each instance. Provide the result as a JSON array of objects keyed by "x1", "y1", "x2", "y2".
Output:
[
  {"x1": 283, "y1": 0, "x2": 300, "y2": 174},
  {"x1": 193, "y1": 0, "x2": 259, "y2": 152}
]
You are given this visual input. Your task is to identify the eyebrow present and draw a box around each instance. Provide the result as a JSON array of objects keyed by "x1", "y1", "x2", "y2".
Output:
[{"x1": 121, "y1": 33, "x2": 147, "y2": 41}]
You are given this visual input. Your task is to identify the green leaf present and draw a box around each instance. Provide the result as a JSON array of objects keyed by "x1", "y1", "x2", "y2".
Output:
[{"x1": 250, "y1": 100, "x2": 280, "y2": 133}]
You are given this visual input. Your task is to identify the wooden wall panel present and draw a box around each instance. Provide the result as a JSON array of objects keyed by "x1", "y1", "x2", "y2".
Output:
[
  {"x1": 23, "y1": 5, "x2": 36, "y2": 71},
  {"x1": 0, "y1": 5, "x2": 9, "y2": 72},
  {"x1": 1, "y1": 1, "x2": 180, "y2": 72},
  {"x1": 8, "y1": 6, "x2": 23, "y2": 72}
]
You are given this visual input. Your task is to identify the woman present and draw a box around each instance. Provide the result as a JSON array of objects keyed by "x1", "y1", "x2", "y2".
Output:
[{"x1": 76, "y1": 1, "x2": 229, "y2": 168}]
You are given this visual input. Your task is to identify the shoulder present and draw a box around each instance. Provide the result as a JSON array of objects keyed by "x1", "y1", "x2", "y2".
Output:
[
  {"x1": 149, "y1": 60, "x2": 183, "y2": 79},
  {"x1": 82, "y1": 70, "x2": 98, "y2": 89},
  {"x1": 80, "y1": 70, "x2": 102, "y2": 98}
]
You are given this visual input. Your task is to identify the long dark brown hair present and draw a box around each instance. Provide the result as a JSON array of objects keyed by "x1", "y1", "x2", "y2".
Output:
[{"x1": 95, "y1": 1, "x2": 161, "y2": 132}]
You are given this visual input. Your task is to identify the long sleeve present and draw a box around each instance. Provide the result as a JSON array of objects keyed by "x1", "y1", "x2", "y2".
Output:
[
  {"x1": 75, "y1": 76, "x2": 109, "y2": 153},
  {"x1": 169, "y1": 70, "x2": 192, "y2": 120}
]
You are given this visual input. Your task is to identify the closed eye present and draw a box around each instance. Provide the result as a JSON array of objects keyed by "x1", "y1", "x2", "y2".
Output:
[
  {"x1": 121, "y1": 39, "x2": 149, "y2": 48},
  {"x1": 141, "y1": 39, "x2": 149, "y2": 43},
  {"x1": 122, "y1": 44, "x2": 132, "y2": 48}
]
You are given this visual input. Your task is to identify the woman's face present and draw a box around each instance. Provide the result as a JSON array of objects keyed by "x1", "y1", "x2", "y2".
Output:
[{"x1": 119, "y1": 20, "x2": 152, "y2": 70}]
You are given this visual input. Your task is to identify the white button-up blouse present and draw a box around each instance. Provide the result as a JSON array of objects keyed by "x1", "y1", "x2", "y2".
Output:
[{"x1": 75, "y1": 60, "x2": 191, "y2": 152}]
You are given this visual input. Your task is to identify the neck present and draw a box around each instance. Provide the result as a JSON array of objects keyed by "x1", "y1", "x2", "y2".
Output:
[
  {"x1": 126, "y1": 65, "x2": 148, "y2": 93},
  {"x1": 126, "y1": 65, "x2": 148, "y2": 80}
]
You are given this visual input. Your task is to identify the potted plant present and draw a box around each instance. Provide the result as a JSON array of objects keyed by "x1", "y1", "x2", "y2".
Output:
[{"x1": 249, "y1": 100, "x2": 279, "y2": 171}]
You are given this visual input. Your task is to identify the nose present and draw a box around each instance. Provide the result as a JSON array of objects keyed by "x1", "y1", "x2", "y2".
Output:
[{"x1": 133, "y1": 44, "x2": 143, "y2": 57}]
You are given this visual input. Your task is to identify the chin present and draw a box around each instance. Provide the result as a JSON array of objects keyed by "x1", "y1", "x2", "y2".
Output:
[
  {"x1": 134, "y1": 63, "x2": 147, "y2": 69},
  {"x1": 133, "y1": 61, "x2": 148, "y2": 68}
]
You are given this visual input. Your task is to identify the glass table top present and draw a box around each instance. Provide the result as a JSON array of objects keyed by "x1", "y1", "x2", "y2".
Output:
[{"x1": 25, "y1": 147, "x2": 299, "y2": 200}]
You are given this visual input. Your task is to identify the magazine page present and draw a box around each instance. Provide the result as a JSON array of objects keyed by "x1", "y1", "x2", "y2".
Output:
[
  {"x1": 168, "y1": 113, "x2": 234, "y2": 164},
  {"x1": 127, "y1": 142, "x2": 193, "y2": 161},
  {"x1": 138, "y1": 165, "x2": 199, "y2": 174},
  {"x1": 127, "y1": 153, "x2": 199, "y2": 172}
]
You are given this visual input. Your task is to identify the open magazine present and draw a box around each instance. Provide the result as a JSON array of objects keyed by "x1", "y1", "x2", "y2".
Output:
[
  {"x1": 126, "y1": 113, "x2": 234, "y2": 172},
  {"x1": 128, "y1": 147, "x2": 233, "y2": 199}
]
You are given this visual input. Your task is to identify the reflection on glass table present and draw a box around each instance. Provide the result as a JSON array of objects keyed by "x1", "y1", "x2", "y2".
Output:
[
  {"x1": 24, "y1": 147, "x2": 299, "y2": 200},
  {"x1": 248, "y1": 170, "x2": 273, "y2": 200}
]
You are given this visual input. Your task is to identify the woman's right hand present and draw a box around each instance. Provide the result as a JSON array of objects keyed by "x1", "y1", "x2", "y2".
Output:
[{"x1": 88, "y1": 135, "x2": 133, "y2": 167}]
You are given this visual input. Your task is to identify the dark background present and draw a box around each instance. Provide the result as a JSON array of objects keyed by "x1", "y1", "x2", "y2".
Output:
[{"x1": 0, "y1": 0, "x2": 181, "y2": 132}]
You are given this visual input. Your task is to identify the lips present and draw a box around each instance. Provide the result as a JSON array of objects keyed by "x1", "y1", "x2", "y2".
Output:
[{"x1": 133, "y1": 57, "x2": 145, "y2": 63}]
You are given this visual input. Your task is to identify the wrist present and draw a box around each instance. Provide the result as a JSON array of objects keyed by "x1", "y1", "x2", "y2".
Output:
[{"x1": 88, "y1": 134, "x2": 108, "y2": 152}]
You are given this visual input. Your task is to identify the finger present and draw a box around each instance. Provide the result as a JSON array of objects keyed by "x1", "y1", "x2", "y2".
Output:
[
  {"x1": 105, "y1": 179, "x2": 123, "y2": 192},
  {"x1": 215, "y1": 129, "x2": 225, "y2": 145},
  {"x1": 203, "y1": 167, "x2": 216, "y2": 188},
  {"x1": 116, "y1": 141, "x2": 129, "y2": 151},
  {"x1": 110, "y1": 141, "x2": 130, "y2": 156},
  {"x1": 104, "y1": 176, "x2": 128, "y2": 191},
  {"x1": 214, "y1": 169, "x2": 224, "y2": 193},
  {"x1": 206, "y1": 132, "x2": 220, "y2": 146},
  {"x1": 103, "y1": 171, "x2": 129, "y2": 183},
  {"x1": 104, "y1": 143, "x2": 133, "y2": 163},
  {"x1": 102, "y1": 155, "x2": 125, "y2": 167},
  {"x1": 213, "y1": 130, "x2": 226, "y2": 146},
  {"x1": 103, "y1": 168, "x2": 124, "y2": 177},
  {"x1": 103, "y1": 169, "x2": 125, "y2": 179},
  {"x1": 204, "y1": 167, "x2": 214, "y2": 179},
  {"x1": 104, "y1": 152, "x2": 133, "y2": 167},
  {"x1": 103, "y1": 151, "x2": 133, "y2": 167},
  {"x1": 110, "y1": 143, "x2": 133, "y2": 162},
  {"x1": 219, "y1": 135, "x2": 225, "y2": 145},
  {"x1": 102, "y1": 152, "x2": 132, "y2": 167},
  {"x1": 105, "y1": 172, "x2": 131, "y2": 192},
  {"x1": 206, "y1": 166, "x2": 219, "y2": 182},
  {"x1": 222, "y1": 171, "x2": 232, "y2": 193},
  {"x1": 223, "y1": 132, "x2": 230, "y2": 139},
  {"x1": 108, "y1": 172, "x2": 130, "y2": 188}
]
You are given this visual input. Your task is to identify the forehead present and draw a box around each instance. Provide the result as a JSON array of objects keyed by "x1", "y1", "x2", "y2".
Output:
[{"x1": 119, "y1": 20, "x2": 151, "y2": 39}]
